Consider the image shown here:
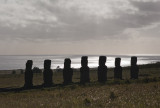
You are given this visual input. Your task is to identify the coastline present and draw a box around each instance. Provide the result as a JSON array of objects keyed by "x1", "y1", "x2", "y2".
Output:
[
  {"x1": 0, "y1": 55, "x2": 160, "y2": 70},
  {"x1": 0, "y1": 62, "x2": 159, "y2": 75}
]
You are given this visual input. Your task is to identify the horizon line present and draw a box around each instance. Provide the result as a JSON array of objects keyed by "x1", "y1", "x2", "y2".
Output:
[{"x1": 0, "y1": 54, "x2": 160, "y2": 56}]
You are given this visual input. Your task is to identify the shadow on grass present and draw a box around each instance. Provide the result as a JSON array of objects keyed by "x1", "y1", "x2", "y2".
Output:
[
  {"x1": 0, "y1": 82, "x2": 78, "y2": 93},
  {"x1": 1, "y1": 77, "x2": 160, "y2": 93}
]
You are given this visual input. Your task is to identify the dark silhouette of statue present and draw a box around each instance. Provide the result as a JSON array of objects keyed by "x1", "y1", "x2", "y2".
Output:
[
  {"x1": 114, "y1": 58, "x2": 122, "y2": 79},
  {"x1": 43, "y1": 60, "x2": 53, "y2": 86},
  {"x1": 63, "y1": 58, "x2": 73, "y2": 85},
  {"x1": 130, "y1": 56, "x2": 139, "y2": 79},
  {"x1": 80, "y1": 56, "x2": 90, "y2": 84},
  {"x1": 24, "y1": 60, "x2": 33, "y2": 88},
  {"x1": 98, "y1": 56, "x2": 107, "y2": 83}
]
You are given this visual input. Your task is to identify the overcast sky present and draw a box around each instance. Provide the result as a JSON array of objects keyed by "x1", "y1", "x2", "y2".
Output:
[{"x1": 0, "y1": 0, "x2": 160, "y2": 55}]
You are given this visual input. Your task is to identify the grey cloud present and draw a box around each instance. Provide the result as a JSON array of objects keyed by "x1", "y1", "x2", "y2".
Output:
[
  {"x1": 131, "y1": 1, "x2": 160, "y2": 12},
  {"x1": 0, "y1": 0, "x2": 160, "y2": 42}
]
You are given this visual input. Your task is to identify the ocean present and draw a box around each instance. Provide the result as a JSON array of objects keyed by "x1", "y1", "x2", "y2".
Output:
[{"x1": 0, "y1": 55, "x2": 160, "y2": 70}]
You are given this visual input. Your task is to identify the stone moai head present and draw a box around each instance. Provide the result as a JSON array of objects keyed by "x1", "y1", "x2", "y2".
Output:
[
  {"x1": 81, "y1": 56, "x2": 88, "y2": 67},
  {"x1": 115, "y1": 58, "x2": 121, "y2": 67},
  {"x1": 44, "y1": 60, "x2": 51, "y2": 70},
  {"x1": 99, "y1": 56, "x2": 106, "y2": 66},
  {"x1": 131, "y1": 56, "x2": 137, "y2": 66},
  {"x1": 64, "y1": 58, "x2": 71, "y2": 68},
  {"x1": 26, "y1": 60, "x2": 33, "y2": 70}
]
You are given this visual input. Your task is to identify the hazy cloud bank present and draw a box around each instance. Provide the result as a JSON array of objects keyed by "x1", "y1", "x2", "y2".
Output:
[{"x1": 0, "y1": 0, "x2": 160, "y2": 42}]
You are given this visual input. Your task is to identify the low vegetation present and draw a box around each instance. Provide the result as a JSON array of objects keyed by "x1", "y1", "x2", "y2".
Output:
[{"x1": 0, "y1": 62, "x2": 160, "y2": 108}]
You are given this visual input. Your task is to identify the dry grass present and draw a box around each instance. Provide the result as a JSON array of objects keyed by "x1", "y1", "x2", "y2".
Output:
[{"x1": 0, "y1": 63, "x2": 160, "y2": 108}]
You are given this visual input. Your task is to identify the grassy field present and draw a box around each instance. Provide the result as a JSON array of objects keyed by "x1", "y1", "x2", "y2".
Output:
[{"x1": 0, "y1": 63, "x2": 160, "y2": 108}]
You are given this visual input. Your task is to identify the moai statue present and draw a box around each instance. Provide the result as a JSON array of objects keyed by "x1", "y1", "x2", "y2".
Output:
[
  {"x1": 130, "y1": 56, "x2": 139, "y2": 79},
  {"x1": 43, "y1": 60, "x2": 53, "y2": 86},
  {"x1": 114, "y1": 58, "x2": 122, "y2": 79},
  {"x1": 98, "y1": 56, "x2": 107, "y2": 83},
  {"x1": 63, "y1": 58, "x2": 73, "y2": 85},
  {"x1": 80, "y1": 56, "x2": 90, "y2": 84},
  {"x1": 24, "y1": 60, "x2": 33, "y2": 88}
]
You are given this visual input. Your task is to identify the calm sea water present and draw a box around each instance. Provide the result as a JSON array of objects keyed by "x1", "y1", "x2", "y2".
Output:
[{"x1": 0, "y1": 55, "x2": 160, "y2": 70}]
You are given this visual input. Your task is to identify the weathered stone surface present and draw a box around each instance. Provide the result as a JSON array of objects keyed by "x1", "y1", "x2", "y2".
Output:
[
  {"x1": 98, "y1": 56, "x2": 107, "y2": 83},
  {"x1": 63, "y1": 58, "x2": 73, "y2": 84},
  {"x1": 24, "y1": 60, "x2": 33, "y2": 88},
  {"x1": 80, "y1": 56, "x2": 90, "y2": 84},
  {"x1": 43, "y1": 60, "x2": 53, "y2": 86},
  {"x1": 130, "y1": 56, "x2": 139, "y2": 79},
  {"x1": 114, "y1": 58, "x2": 122, "y2": 79}
]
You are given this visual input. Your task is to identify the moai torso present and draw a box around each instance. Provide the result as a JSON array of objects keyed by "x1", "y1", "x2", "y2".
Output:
[
  {"x1": 24, "y1": 60, "x2": 33, "y2": 88},
  {"x1": 130, "y1": 57, "x2": 139, "y2": 79},
  {"x1": 63, "y1": 58, "x2": 73, "y2": 84},
  {"x1": 43, "y1": 60, "x2": 53, "y2": 86},
  {"x1": 114, "y1": 58, "x2": 122, "y2": 79},
  {"x1": 98, "y1": 56, "x2": 107, "y2": 83},
  {"x1": 80, "y1": 56, "x2": 90, "y2": 84}
]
